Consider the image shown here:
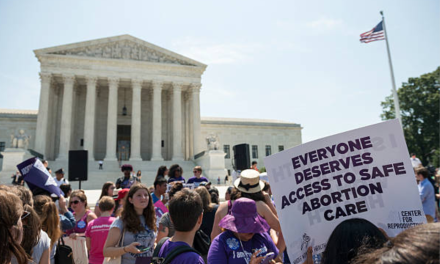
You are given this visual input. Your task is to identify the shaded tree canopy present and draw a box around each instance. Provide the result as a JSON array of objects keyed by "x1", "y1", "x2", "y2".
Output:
[{"x1": 381, "y1": 67, "x2": 440, "y2": 166}]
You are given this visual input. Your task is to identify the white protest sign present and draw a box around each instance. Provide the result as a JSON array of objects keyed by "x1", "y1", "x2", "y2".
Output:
[
  {"x1": 166, "y1": 183, "x2": 195, "y2": 193},
  {"x1": 264, "y1": 119, "x2": 426, "y2": 264}
]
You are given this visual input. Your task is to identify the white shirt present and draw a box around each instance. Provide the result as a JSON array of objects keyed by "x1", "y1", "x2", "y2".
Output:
[
  {"x1": 54, "y1": 177, "x2": 69, "y2": 187},
  {"x1": 411, "y1": 157, "x2": 422, "y2": 168}
]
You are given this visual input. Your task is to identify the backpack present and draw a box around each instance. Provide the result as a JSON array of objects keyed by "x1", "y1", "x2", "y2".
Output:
[
  {"x1": 193, "y1": 229, "x2": 211, "y2": 255},
  {"x1": 151, "y1": 237, "x2": 201, "y2": 264}
]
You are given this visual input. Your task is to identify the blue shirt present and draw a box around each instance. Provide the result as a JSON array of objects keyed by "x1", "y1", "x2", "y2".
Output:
[
  {"x1": 418, "y1": 178, "x2": 436, "y2": 219},
  {"x1": 151, "y1": 193, "x2": 160, "y2": 204},
  {"x1": 60, "y1": 211, "x2": 76, "y2": 231}
]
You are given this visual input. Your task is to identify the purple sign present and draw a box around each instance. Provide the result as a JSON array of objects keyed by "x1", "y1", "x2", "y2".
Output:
[{"x1": 17, "y1": 157, "x2": 61, "y2": 197}]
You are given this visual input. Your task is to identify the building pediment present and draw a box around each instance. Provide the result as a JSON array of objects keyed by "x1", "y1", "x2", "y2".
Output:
[{"x1": 34, "y1": 35, "x2": 206, "y2": 68}]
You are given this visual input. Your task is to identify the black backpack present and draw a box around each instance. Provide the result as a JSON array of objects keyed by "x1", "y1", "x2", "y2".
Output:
[
  {"x1": 193, "y1": 229, "x2": 211, "y2": 255},
  {"x1": 151, "y1": 237, "x2": 201, "y2": 264}
]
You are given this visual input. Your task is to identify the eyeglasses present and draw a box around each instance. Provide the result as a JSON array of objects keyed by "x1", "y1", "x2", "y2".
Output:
[
  {"x1": 71, "y1": 200, "x2": 81, "y2": 204},
  {"x1": 110, "y1": 187, "x2": 116, "y2": 190},
  {"x1": 21, "y1": 211, "x2": 30, "y2": 220}
]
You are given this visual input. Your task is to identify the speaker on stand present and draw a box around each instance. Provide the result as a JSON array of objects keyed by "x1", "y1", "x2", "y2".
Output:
[
  {"x1": 233, "y1": 144, "x2": 250, "y2": 171},
  {"x1": 68, "y1": 150, "x2": 88, "y2": 189}
]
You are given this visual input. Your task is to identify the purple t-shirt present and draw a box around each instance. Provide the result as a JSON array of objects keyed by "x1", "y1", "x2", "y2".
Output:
[
  {"x1": 187, "y1": 176, "x2": 209, "y2": 186},
  {"x1": 168, "y1": 176, "x2": 185, "y2": 183},
  {"x1": 207, "y1": 230, "x2": 279, "y2": 264},
  {"x1": 157, "y1": 239, "x2": 205, "y2": 264}
]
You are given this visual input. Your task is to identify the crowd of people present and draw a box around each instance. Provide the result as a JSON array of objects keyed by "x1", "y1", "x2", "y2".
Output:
[{"x1": 1, "y1": 157, "x2": 439, "y2": 264}]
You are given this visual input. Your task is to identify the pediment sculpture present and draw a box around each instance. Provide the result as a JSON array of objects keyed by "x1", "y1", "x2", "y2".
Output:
[
  {"x1": 48, "y1": 40, "x2": 195, "y2": 66},
  {"x1": 10, "y1": 129, "x2": 31, "y2": 149}
]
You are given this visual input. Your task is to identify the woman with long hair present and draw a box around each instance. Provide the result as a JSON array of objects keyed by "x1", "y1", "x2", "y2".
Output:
[
  {"x1": 103, "y1": 184, "x2": 157, "y2": 264},
  {"x1": 33, "y1": 195, "x2": 62, "y2": 261},
  {"x1": 65, "y1": 190, "x2": 97, "y2": 238},
  {"x1": 6, "y1": 185, "x2": 50, "y2": 264},
  {"x1": 155, "y1": 166, "x2": 168, "y2": 179},
  {"x1": 22, "y1": 204, "x2": 51, "y2": 264},
  {"x1": 195, "y1": 186, "x2": 219, "y2": 237},
  {"x1": 167, "y1": 164, "x2": 185, "y2": 183},
  {"x1": 136, "y1": 170, "x2": 142, "y2": 182},
  {"x1": 95, "y1": 182, "x2": 116, "y2": 217},
  {"x1": 0, "y1": 190, "x2": 28, "y2": 264}
]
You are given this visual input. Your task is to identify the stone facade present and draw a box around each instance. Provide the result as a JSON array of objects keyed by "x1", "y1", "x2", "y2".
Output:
[
  {"x1": 33, "y1": 35, "x2": 206, "y2": 162},
  {"x1": 0, "y1": 35, "x2": 302, "y2": 176},
  {"x1": 200, "y1": 117, "x2": 302, "y2": 172}
]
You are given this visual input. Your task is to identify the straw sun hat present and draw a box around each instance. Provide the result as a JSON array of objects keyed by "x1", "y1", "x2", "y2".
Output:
[{"x1": 233, "y1": 169, "x2": 265, "y2": 193}]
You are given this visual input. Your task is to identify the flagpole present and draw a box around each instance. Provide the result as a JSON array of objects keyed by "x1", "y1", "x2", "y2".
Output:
[{"x1": 380, "y1": 11, "x2": 402, "y2": 126}]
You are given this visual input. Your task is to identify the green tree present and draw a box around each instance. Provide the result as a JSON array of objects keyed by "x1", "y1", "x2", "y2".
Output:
[{"x1": 381, "y1": 67, "x2": 440, "y2": 167}]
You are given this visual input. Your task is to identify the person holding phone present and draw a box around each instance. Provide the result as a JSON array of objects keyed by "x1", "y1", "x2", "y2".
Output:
[
  {"x1": 207, "y1": 198, "x2": 282, "y2": 264},
  {"x1": 103, "y1": 184, "x2": 157, "y2": 264}
]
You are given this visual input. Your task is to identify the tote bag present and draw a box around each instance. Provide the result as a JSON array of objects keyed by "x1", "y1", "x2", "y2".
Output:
[
  {"x1": 103, "y1": 228, "x2": 125, "y2": 264},
  {"x1": 63, "y1": 237, "x2": 88, "y2": 264}
]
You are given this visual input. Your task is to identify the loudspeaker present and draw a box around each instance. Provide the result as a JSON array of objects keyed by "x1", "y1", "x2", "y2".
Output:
[
  {"x1": 68, "y1": 150, "x2": 88, "y2": 181},
  {"x1": 233, "y1": 144, "x2": 250, "y2": 171}
]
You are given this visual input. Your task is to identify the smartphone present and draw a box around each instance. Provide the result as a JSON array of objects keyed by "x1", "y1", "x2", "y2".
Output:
[
  {"x1": 135, "y1": 245, "x2": 150, "y2": 252},
  {"x1": 260, "y1": 252, "x2": 275, "y2": 264}
]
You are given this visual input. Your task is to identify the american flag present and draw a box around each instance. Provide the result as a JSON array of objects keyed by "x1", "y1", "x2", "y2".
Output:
[{"x1": 360, "y1": 21, "x2": 385, "y2": 43}]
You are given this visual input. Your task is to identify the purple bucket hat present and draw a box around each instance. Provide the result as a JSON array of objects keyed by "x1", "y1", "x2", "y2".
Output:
[{"x1": 219, "y1": 197, "x2": 270, "y2": 234}]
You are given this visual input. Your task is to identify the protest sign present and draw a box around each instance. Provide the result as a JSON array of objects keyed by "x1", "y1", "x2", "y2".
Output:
[
  {"x1": 154, "y1": 200, "x2": 169, "y2": 228},
  {"x1": 166, "y1": 183, "x2": 195, "y2": 193},
  {"x1": 264, "y1": 120, "x2": 426, "y2": 264},
  {"x1": 17, "y1": 157, "x2": 61, "y2": 197}
]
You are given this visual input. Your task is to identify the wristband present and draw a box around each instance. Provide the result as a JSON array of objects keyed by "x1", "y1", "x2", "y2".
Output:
[{"x1": 123, "y1": 246, "x2": 127, "y2": 253}]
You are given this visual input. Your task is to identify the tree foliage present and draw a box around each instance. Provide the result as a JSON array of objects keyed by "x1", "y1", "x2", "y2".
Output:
[{"x1": 381, "y1": 67, "x2": 440, "y2": 166}]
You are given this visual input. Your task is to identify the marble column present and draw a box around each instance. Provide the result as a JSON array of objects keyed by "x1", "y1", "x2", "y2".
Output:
[
  {"x1": 191, "y1": 84, "x2": 202, "y2": 155},
  {"x1": 104, "y1": 77, "x2": 119, "y2": 161},
  {"x1": 130, "y1": 79, "x2": 142, "y2": 161},
  {"x1": 172, "y1": 83, "x2": 184, "y2": 161},
  {"x1": 151, "y1": 81, "x2": 163, "y2": 161},
  {"x1": 35, "y1": 73, "x2": 52, "y2": 155},
  {"x1": 56, "y1": 74, "x2": 75, "y2": 160},
  {"x1": 83, "y1": 76, "x2": 98, "y2": 160}
]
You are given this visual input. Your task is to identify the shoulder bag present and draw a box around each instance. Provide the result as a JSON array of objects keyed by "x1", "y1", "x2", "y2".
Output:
[{"x1": 103, "y1": 227, "x2": 126, "y2": 264}]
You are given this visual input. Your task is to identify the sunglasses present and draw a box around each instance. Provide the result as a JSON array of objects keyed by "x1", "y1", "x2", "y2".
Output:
[
  {"x1": 71, "y1": 200, "x2": 81, "y2": 204},
  {"x1": 21, "y1": 211, "x2": 30, "y2": 220},
  {"x1": 110, "y1": 187, "x2": 116, "y2": 190}
]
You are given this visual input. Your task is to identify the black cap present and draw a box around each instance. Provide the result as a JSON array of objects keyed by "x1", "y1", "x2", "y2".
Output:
[{"x1": 55, "y1": 168, "x2": 64, "y2": 174}]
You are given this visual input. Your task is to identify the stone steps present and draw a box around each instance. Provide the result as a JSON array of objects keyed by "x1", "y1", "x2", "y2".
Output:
[{"x1": 1, "y1": 160, "x2": 205, "y2": 190}]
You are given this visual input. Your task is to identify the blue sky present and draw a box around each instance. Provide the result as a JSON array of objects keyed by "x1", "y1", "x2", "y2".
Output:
[{"x1": 0, "y1": 0, "x2": 438, "y2": 143}]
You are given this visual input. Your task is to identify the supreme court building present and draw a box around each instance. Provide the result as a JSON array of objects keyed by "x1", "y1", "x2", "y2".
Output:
[{"x1": 0, "y1": 35, "x2": 302, "y2": 177}]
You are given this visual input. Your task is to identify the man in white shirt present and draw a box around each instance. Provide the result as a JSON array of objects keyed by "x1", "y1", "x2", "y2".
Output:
[
  {"x1": 411, "y1": 153, "x2": 422, "y2": 168},
  {"x1": 54, "y1": 168, "x2": 69, "y2": 187}
]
